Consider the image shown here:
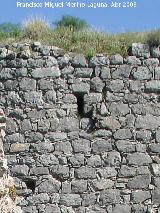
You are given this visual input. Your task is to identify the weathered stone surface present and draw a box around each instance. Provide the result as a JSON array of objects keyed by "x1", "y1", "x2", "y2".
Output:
[
  {"x1": 75, "y1": 167, "x2": 96, "y2": 179},
  {"x1": 131, "y1": 43, "x2": 150, "y2": 58},
  {"x1": 11, "y1": 165, "x2": 29, "y2": 176},
  {"x1": 115, "y1": 140, "x2": 136, "y2": 153},
  {"x1": 110, "y1": 54, "x2": 123, "y2": 65},
  {"x1": 19, "y1": 78, "x2": 36, "y2": 91},
  {"x1": 98, "y1": 116, "x2": 121, "y2": 130},
  {"x1": 114, "y1": 129, "x2": 132, "y2": 140},
  {"x1": 109, "y1": 103, "x2": 130, "y2": 116},
  {"x1": 135, "y1": 115, "x2": 160, "y2": 129},
  {"x1": 71, "y1": 180, "x2": 87, "y2": 193},
  {"x1": 59, "y1": 117, "x2": 79, "y2": 132},
  {"x1": 126, "y1": 56, "x2": 141, "y2": 65},
  {"x1": 89, "y1": 55, "x2": 109, "y2": 67},
  {"x1": 127, "y1": 175, "x2": 151, "y2": 189},
  {"x1": 152, "y1": 188, "x2": 160, "y2": 204},
  {"x1": 112, "y1": 204, "x2": 131, "y2": 213},
  {"x1": 107, "y1": 80, "x2": 124, "y2": 92},
  {"x1": 90, "y1": 77, "x2": 105, "y2": 92},
  {"x1": 31, "y1": 67, "x2": 60, "y2": 78},
  {"x1": 100, "y1": 67, "x2": 111, "y2": 79},
  {"x1": 45, "y1": 132, "x2": 67, "y2": 141},
  {"x1": 10, "y1": 143, "x2": 29, "y2": 153},
  {"x1": 44, "y1": 90, "x2": 56, "y2": 104},
  {"x1": 72, "y1": 54, "x2": 87, "y2": 67},
  {"x1": 151, "y1": 164, "x2": 160, "y2": 176},
  {"x1": 100, "y1": 189, "x2": 120, "y2": 204},
  {"x1": 72, "y1": 139, "x2": 91, "y2": 154},
  {"x1": 131, "y1": 190, "x2": 151, "y2": 203},
  {"x1": 126, "y1": 153, "x2": 152, "y2": 165},
  {"x1": 72, "y1": 82, "x2": 90, "y2": 94},
  {"x1": 145, "y1": 80, "x2": 160, "y2": 93},
  {"x1": 132, "y1": 67, "x2": 152, "y2": 80},
  {"x1": 112, "y1": 65, "x2": 132, "y2": 79},
  {"x1": 143, "y1": 58, "x2": 159, "y2": 67},
  {"x1": 118, "y1": 165, "x2": 137, "y2": 177},
  {"x1": 59, "y1": 194, "x2": 82, "y2": 206},
  {"x1": 37, "y1": 177, "x2": 61, "y2": 193},
  {"x1": 102, "y1": 151, "x2": 121, "y2": 167},
  {"x1": 74, "y1": 68, "x2": 93, "y2": 77},
  {"x1": 92, "y1": 139, "x2": 112, "y2": 153},
  {"x1": 24, "y1": 91, "x2": 43, "y2": 107},
  {"x1": 90, "y1": 179, "x2": 114, "y2": 190}
]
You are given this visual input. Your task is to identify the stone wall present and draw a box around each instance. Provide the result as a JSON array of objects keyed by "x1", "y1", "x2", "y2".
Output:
[
  {"x1": 0, "y1": 109, "x2": 22, "y2": 213},
  {"x1": 0, "y1": 42, "x2": 160, "y2": 212}
]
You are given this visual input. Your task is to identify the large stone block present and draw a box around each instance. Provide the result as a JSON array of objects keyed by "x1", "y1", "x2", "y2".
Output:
[
  {"x1": 135, "y1": 115, "x2": 160, "y2": 130},
  {"x1": 31, "y1": 67, "x2": 60, "y2": 78}
]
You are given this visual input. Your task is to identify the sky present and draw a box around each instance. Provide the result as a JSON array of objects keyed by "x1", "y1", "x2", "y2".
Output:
[{"x1": 0, "y1": 0, "x2": 159, "y2": 33}]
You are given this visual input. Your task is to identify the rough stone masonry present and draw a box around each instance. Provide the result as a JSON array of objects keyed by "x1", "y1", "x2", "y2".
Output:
[{"x1": 0, "y1": 42, "x2": 160, "y2": 212}]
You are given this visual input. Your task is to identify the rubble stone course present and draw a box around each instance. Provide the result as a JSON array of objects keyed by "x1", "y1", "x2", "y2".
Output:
[{"x1": 0, "y1": 42, "x2": 160, "y2": 212}]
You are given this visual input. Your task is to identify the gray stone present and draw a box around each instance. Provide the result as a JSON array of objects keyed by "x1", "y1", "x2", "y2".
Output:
[
  {"x1": 156, "y1": 130, "x2": 160, "y2": 142},
  {"x1": 38, "y1": 177, "x2": 61, "y2": 193},
  {"x1": 151, "y1": 47, "x2": 160, "y2": 58},
  {"x1": 5, "y1": 133, "x2": 24, "y2": 144},
  {"x1": 11, "y1": 165, "x2": 29, "y2": 176},
  {"x1": 0, "y1": 68, "x2": 15, "y2": 80},
  {"x1": 87, "y1": 155, "x2": 102, "y2": 167},
  {"x1": 27, "y1": 110, "x2": 46, "y2": 120},
  {"x1": 127, "y1": 175, "x2": 151, "y2": 189},
  {"x1": 90, "y1": 179, "x2": 114, "y2": 191},
  {"x1": 155, "y1": 67, "x2": 160, "y2": 79},
  {"x1": 10, "y1": 143, "x2": 29, "y2": 153},
  {"x1": 131, "y1": 43, "x2": 150, "y2": 58},
  {"x1": 115, "y1": 140, "x2": 136, "y2": 153},
  {"x1": 72, "y1": 54, "x2": 87, "y2": 67},
  {"x1": 143, "y1": 58, "x2": 159, "y2": 67},
  {"x1": 6, "y1": 118, "x2": 17, "y2": 134},
  {"x1": 109, "y1": 103, "x2": 130, "y2": 116},
  {"x1": 38, "y1": 79, "x2": 53, "y2": 90},
  {"x1": 97, "y1": 167, "x2": 117, "y2": 178},
  {"x1": 27, "y1": 132, "x2": 43, "y2": 142},
  {"x1": 132, "y1": 205, "x2": 146, "y2": 213},
  {"x1": 131, "y1": 191, "x2": 151, "y2": 203},
  {"x1": 45, "y1": 205, "x2": 61, "y2": 213},
  {"x1": 24, "y1": 91, "x2": 43, "y2": 107},
  {"x1": 30, "y1": 167, "x2": 49, "y2": 176},
  {"x1": 150, "y1": 144, "x2": 160, "y2": 154},
  {"x1": 39, "y1": 154, "x2": 59, "y2": 166},
  {"x1": 135, "y1": 115, "x2": 160, "y2": 129},
  {"x1": 110, "y1": 54, "x2": 123, "y2": 65},
  {"x1": 136, "y1": 130, "x2": 152, "y2": 141},
  {"x1": 45, "y1": 132, "x2": 67, "y2": 141},
  {"x1": 51, "y1": 165, "x2": 70, "y2": 180},
  {"x1": 21, "y1": 119, "x2": 32, "y2": 132},
  {"x1": 4, "y1": 80, "x2": 18, "y2": 91},
  {"x1": 71, "y1": 180, "x2": 87, "y2": 193},
  {"x1": 31, "y1": 67, "x2": 60, "y2": 78},
  {"x1": 81, "y1": 193, "x2": 96, "y2": 206},
  {"x1": 112, "y1": 65, "x2": 132, "y2": 79},
  {"x1": 126, "y1": 153, "x2": 152, "y2": 165},
  {"x1": 100, "y1": 189, "x2": 120, "y2": 204},
  {"x1": 114, "y1": 129, "x2": 132, "y2": 140},
  {"x1": 72, "y1": 139, "x2": 91, "y2": 154},
  {"x1": 145, "y1": 80, "x2": 160, "y2": 93},
  {"x1": 153, "y1": 177, "x2": 160, "y2": 188},
  {"x1": 63, "y1": 94, "x2": 77, "y2": 104},
  {"x1": 54, "y1": 141, "x2": 72, "y2": 154},
  {"x1": 92, "y1": 139, "x2": 112, "y2": 153},
  {"x1": 27, "y1": 193, "x2": 50, "y2": 205},
  {"x1": 31, "y1": 142, "x2": 54, "y2": 153},
  {"x1": 19, "y1": 78, "x2": 36, "y2": 91},
  {"x1": 75, "y1": 166, "x2": 96, "y2": 179},
  {"x1": 68, "y1": 154, "x2": 84, "y2": 167},
  {"x1": 60, "y1": 194, "x2": 82, "y2": 207},
  {"x1": 112, "y1": 204, "x2": 131, "y2": 213},
  {"x1": 90, "y1": 77, "x2": 105, "y2": 92},
  {"x1": 37, "y1": 119, "x2": 50, "y2": 132},
  {"x1": 102, "y1": 151, "x2": 121, "y2": 167},
  {"x1": 132, "y1": 67, "x2": 152, "y2": 80},
  {"x1": 44, "y1": 90, "x2": 56, "y2": 104},
  {"x1": 125, "y1": 56, "x2": 141, "y2": 65},
  {"x1": 89, "y1": 55, "x2": 110, "y2": 67},
  {"x1": 118, "y1": 165, "x2": 137, "y2": 177},
  {"x1": 72, "y1": 82, "x2": 90, "y2": 94},
  {"x1": 74, "y1": 68, "x2": 93, "y2": 77},
  {"x1": 152, "y1": 188, "x2": 160, "y2": 204},
  {"x1": 129, "y1": 81, "x2": 144, "y2": 92},
  {"x1": 100, "y1": 67, "x2": 111, "y2": 79},
  {"x1": 59, "y1": 117, "x2": 79, "y2": 132},
  {"x1": 151, "y1": 164, "x2": 160, "y2": 176},
  {"x1": 98, "y1": 116, "x2": 121, "y2": 130},
  {"x1": 108, "y1": 80, "x2": 124, "y2": 92}
]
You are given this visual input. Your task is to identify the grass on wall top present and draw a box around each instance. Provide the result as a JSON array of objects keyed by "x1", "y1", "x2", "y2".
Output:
[{"x1": 0, "y1": 16, "x2": 160, "y2": 57}]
